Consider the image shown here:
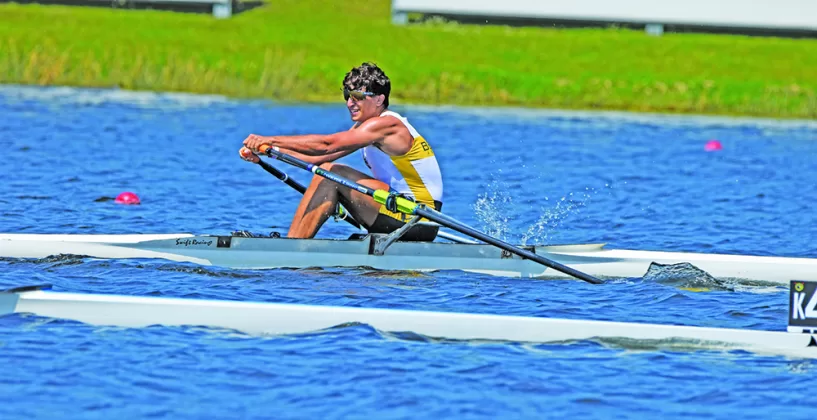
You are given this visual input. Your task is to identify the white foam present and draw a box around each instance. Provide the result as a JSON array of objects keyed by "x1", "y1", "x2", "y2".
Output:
[{"x1": 0, "y1": 84, "x2": 231, "y2": 110}]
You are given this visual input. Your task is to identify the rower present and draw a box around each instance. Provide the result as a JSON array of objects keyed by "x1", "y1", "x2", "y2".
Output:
[{"x1": 240, "y1": 62, "x2": 443, "y2": 242}]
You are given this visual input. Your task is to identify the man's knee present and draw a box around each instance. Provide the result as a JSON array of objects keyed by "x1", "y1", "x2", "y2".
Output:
[
  {"x1": 309, "y1": 163, "x2": 348, "y2": 187},
  {"x1": 320, "y1": 162, "x2": 357, "y2": 175},
  {"x1": 311, "y1": 163, "x2": 342, "y2": 184},
  {"x1": 326, "y1": 163, "x2": 366, "y2": 179}
]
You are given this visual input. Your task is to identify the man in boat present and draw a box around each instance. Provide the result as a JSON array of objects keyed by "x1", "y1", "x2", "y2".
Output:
[{"x1": 240, "y1": 62, "x2": 444, "y2": 241}]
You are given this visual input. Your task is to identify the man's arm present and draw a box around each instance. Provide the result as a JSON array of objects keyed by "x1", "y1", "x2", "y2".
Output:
[
  {"x1": 243, "y1": 116, "x2": 410, "y2": 157},
  {"x1": 276, "y1": 147, "x2": 351, "y2": 165},
  {"x1": 239, "y1": 146, "x2": 349, "y2": 166}
]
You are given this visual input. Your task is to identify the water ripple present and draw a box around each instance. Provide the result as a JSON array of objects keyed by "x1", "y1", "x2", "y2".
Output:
[{"x1": 1, "y1": 85, "x2": 816, "y2": 419}]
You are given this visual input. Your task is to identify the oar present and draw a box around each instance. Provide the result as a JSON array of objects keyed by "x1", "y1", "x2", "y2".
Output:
[
  {"x1": 257, "y1": 146, "x2": 604, "y2": 284},
  {"x1": 242, "y1": 148, "x2": 362, "y2": 230},
  {"x1": 241, "y1": 148, "x2": 476, "y2": 244},
  {"x1": 256, "y1": 155, "x2": 308, "y2": 195}
]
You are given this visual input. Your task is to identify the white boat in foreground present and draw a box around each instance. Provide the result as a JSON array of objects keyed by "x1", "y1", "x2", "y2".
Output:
[
  {"x1": 1, "y1": 232, "x2": 815, "y2": 284},
  {"x1": 2, "y1": 284, "x2": 816, "y2": 359}
]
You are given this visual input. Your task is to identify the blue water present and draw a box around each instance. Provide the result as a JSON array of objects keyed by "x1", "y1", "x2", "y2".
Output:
[{"x1": 1, "y1": 85, "x2": 816, "y2": 419}]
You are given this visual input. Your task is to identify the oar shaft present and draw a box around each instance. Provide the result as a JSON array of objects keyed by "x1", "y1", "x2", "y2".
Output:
[
  {"x1": 249, "y1": 149, "x2": 362, "y2": 230},
  {"x1": 266, "y1": 148, "x2": 378, "y2": 196},
  {"x1": 260, "y1": 146, "x2": 603, "y2": 284},
  {"x1": 257, "y1": 159, "x2": 306, "y2": 194},
  {"x1": 261, "y1": 146, "x2": 413, "y2": 213}
]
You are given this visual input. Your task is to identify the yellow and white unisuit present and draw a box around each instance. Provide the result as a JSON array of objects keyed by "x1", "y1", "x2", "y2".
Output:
[{"x1": 362, "y1": 110, "x2": 443, "y2": 221}]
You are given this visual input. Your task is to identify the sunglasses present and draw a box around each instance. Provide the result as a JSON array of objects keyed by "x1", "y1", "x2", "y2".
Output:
[{"x1": 342, "y1": 88, "x2": 376, "y2": 101}]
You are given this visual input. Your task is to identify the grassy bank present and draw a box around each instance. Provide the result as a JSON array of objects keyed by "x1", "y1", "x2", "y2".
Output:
[{"x1": 1, "y1": 0, "x2": 815, "y2": 118}]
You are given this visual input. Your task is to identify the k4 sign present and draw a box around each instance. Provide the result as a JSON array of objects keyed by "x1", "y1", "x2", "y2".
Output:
[{"x1": 789, "y1": 280, "x2": 817, "y2": 332}]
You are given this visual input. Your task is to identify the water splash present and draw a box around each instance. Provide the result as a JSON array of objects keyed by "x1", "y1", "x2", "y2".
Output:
[
  {"x1": 472, "y1": 178, "x2": 514, "y2": 240},
  {"x1": 520, "y1": 189, "x2": 595, "y2": 245},
  {"x1": 474, "y1": 178, "x2": 604, "y2": 245}
]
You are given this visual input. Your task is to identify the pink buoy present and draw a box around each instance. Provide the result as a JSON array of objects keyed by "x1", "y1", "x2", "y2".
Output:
[
  {"x1": 115, "y1": 191, "x2": 141, "y2": 205},
  {"x1": 704, "y1": 140, "x2": 723, "y2": 152}
]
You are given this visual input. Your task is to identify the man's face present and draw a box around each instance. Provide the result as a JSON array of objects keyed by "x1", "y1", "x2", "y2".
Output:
[{"x1": 344, "y1": 87, "x2": 381, "y2": 122}]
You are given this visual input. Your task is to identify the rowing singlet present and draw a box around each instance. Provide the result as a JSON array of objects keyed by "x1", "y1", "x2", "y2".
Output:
[{"x1": 362, "y1": 110, "x2": 443, "y2": 218}]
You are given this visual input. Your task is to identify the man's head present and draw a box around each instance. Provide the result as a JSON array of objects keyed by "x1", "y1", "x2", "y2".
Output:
[{"x1": 342, "y1": 62, "x2": 390, "y2": 122}]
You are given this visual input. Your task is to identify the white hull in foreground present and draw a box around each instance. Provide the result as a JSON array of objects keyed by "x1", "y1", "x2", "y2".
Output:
[
  {"x1": 1, "y1": 233, "x2": 815, "y2": 284},
  {"x1": 1, "y1": 285, "x2": 815, "y2": 359}
]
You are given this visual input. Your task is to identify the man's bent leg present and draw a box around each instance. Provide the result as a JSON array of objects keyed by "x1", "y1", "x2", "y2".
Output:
[
  {"x1": 287, "y1": 163, "x2": 389, "y2": 238},
  {"x1": 286, "y1": 174, "x2": 340, "y2": 239}
]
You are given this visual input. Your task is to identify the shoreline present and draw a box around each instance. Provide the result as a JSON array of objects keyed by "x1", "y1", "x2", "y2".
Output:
[
  {"x1": 1, "y1": 1, "x2": 814, "y2": 119},
  {"x1": 5, "y1": 83, "x2": 817, "y2": 129}
]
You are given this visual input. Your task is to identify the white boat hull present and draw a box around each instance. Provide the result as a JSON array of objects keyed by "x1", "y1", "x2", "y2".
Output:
[
  {"x1": 0, "y1": 233, "x2": 815, "y2": 284},
  {"x1": 1, "y1": 287, "x2": 815, "y2": 359}
]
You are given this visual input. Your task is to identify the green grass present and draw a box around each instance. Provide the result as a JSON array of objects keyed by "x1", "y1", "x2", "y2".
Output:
[{"x1": 1, "y1": 0, "x2": 815, "y2": 118}]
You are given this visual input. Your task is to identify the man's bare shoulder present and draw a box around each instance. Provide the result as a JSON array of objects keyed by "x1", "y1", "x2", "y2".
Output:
[
  {"x1": 356, "y1": 114, "x2": 411, "y2": 153},
  {"x1": 358, "y1": 114, "x2": 404, "y2": 131}
]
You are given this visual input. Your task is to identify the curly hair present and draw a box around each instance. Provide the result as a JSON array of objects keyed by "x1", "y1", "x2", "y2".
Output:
[{"x1": 342, "y1": 62, "x2": 391, "y2": 108}]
